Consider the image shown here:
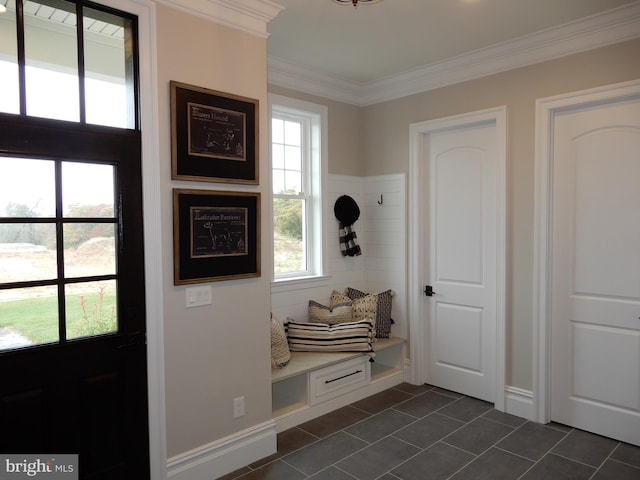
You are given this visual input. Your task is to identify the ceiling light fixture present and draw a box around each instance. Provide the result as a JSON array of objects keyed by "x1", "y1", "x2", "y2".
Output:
[{"x1": 333, "y1": 0, "x2": 382, "y2": 8}]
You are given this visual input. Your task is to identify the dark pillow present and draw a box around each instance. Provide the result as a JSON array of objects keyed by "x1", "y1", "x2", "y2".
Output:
[{"x1": 345, "y1": 287, "x2": 394, "y2": 338}]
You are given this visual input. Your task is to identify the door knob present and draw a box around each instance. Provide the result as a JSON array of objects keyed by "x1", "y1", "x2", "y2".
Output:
[{"x1": 424, "y1": 285, "x2": 436, "y2": 296}]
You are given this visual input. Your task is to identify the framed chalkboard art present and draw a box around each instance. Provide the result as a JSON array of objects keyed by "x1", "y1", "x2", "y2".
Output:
[
  {"x1": 173, "y1": 189, "x2": 260, "y2": 284},
  {"x1": 171, "y1": 81, "x2": 258, "y2": 184}
]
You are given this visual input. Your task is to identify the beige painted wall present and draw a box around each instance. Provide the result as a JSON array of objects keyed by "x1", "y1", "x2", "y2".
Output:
[
  {"x1": 363, "y1": 38, "x2": 640, "y2": 390},
  {"x1": 268, "y1": 85, "x2": 365, "y2": 176},
  {"x1": 156, "y1": 5, "x2": 272, "y2": 457}
]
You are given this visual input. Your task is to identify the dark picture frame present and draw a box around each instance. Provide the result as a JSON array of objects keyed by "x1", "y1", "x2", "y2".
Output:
[
  {"x1": 171, "y1": 81, "x2": 259, "y2": 184},
  {"x1": 173, "y1": 189, "x2": 261, "y2": 285}
]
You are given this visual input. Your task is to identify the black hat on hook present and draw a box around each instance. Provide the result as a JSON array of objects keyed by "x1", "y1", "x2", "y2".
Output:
[
  {"x1": 334, "y1": 195, "x2": 362, "y2": 257},
  {"x1": 334, "y1": 194, "x2": 360, "y2": 227}
]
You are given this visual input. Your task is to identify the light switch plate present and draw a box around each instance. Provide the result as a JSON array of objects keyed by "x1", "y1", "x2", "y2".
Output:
[{"x1": 186, "y1": 285, "x2": 212, "y2": 308}]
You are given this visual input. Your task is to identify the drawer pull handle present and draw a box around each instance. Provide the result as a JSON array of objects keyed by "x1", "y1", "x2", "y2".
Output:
[{"x1": 325, "y1": 370, "x2": 363, "y2": 384}]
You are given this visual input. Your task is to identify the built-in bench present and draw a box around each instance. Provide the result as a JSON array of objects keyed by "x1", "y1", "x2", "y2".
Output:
[{"x1": 271, "y1": 337, "x2": 406, "y2": 432}]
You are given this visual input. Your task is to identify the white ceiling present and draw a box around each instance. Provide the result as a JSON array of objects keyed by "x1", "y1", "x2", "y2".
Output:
[{"x1": 267, "y1": 0, "x2": 640, "y2": 103}]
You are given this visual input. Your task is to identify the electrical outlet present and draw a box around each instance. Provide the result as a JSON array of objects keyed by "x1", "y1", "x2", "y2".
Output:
[{"x1": 233, "y1": 396, "x2": 245, "y2": 418}]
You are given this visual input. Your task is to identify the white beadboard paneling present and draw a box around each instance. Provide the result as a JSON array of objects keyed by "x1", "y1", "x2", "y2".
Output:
[
  {"x1": 329, "y1": 174, "x2": 364, "y2": 193},
  {"x1": 271, "y1": 286, "x2": 317, "y2": 308},
  {"x1": 365, "y1": 204, "x2": 403, "y2": 221},
  {"x1": 271, "y1": 277, "x2": 332, "y2": 321},
  {"x1": 364, "y1": 256, "x2": 405, "y2": 274},
  {"x1": 272, "y1": 302, "x2": 308, "y2": 322},
  {"x1": 363, "y1": 174, "x2": 407, "y2": 340},
  {"x1": 365, "y1": 232, "x2": 403, "y2": 253},
  {"x1": 364, "y1": 217, "x2": 404, "y2": 233},
  {"x1": 327, "y1": 261, "x2": 365, "y2": 279},
  {"x1": 363, "y1": 243, "x2": 398, "y2": 259},
  {"x1": 364, "y1": 191, "x2": 403, "y2": 206}
]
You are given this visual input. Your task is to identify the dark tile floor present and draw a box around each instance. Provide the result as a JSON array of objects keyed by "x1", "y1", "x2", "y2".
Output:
[{"x1": 219, "y1": 384, "x2": 640, "y2": 480}]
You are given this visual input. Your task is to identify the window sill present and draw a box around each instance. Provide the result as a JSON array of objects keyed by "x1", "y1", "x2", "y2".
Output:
[{"x1": 271, "y1": 275, "x2": 331, "y2": 293}]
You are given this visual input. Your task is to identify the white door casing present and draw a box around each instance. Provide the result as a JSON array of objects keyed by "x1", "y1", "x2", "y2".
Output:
[
  {"x1": 409, "y1": 107, "x2": 507, "y2": 410},
  {"x1": 98, "y1": 0, "x2": 167, "y2": 478},
  {"x1": 534, "y1": 79, "x2": 640, "y2": 446}
]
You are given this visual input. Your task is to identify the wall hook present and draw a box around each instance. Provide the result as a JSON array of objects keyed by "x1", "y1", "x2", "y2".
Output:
[{"x1": 378, "y1": 194, "x2": 384, "y2": 205}]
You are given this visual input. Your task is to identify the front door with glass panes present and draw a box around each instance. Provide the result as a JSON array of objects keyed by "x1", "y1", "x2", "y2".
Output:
[{"x1": 0, "y1": 1, "x2": 149, "y2": 478}]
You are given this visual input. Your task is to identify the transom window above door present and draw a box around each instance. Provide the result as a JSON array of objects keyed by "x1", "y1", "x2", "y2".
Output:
[{"x1": 0, "y1": 0, "x2": 137, "y2": 128}]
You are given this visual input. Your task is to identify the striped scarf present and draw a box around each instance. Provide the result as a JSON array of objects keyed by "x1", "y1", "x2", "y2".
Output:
[{"x1": 339, "y1": 222, "x2": 361, "y2": 257}]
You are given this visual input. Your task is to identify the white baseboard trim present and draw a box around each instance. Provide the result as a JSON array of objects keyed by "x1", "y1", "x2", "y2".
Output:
[
  {"x1": 403, "y1": 358, "x2": 414, "y2": 384},
  {"x1": 167, "y1": 420, "x2": 277, "y2": 480},
  {"x1": 504, "y1": 386, "x2": 535, "y2": 421}
]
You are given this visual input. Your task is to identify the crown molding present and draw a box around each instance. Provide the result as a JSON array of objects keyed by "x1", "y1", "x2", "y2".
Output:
[
  {"x1": 268, "y1": 1, "x2": 640, "y2": 106},
  {"x1": 157, "y1": 0, "x2": 284, "y2": 38},
  {"x1": 267, "y1": 56, "x2": 363, "y2": 104}
]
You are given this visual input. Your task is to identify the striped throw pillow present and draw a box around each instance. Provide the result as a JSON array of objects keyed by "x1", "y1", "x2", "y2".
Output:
[{"x1": 286, "y1": 319, "x2": 374, "y2": 354}]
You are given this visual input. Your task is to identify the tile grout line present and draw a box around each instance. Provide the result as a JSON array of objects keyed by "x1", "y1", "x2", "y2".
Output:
[
  {"x1": 277, "y1": 456, "x2": 311, "y2": 479},
  {"x1": 387, "y1": 412, "x2": 468, "y2": 451},
  {"x1": 551, "y1": 450, "x2": 608, "y2": 471},
  {"x1": 439, "y1": 418, "x2": 529, "y2": 480},
  {"x1": 332, "y1": 427, "x2": 427, "y2": 479},
  {"x1": 512, "y1": 424, "x2": 573, "y2": 480},
  {"x1": 478, "y1": 410, "x2": 528, "y2": 429},
  {"x1": 606, "y1": 458, "x2": 640, "y2": 471},
  {"x1": 346, "y1": 403, "x2": 419, "y2": 436},
  {"x1": 586, "y1": 441, "x2": 621, "y2": 480},
  {"x1": 331, "y1": 462, "x2": 360, "y2": 480}
]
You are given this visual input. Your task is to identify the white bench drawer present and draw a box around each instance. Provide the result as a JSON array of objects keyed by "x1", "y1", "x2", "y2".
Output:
[{"x1": 309, "y1": 356, "x2": 370, "y2": 406}]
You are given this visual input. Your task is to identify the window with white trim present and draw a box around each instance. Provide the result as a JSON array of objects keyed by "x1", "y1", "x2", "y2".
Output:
[{"x1": 270, "y1": 95, "x2": 326, "y2": 281}]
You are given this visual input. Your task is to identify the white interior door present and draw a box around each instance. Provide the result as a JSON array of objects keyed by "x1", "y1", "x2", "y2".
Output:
[
  {"x1": 424, "y1": 122, "x2": 499, "y2": 403},
  {"x1": 550, "y1": 96, "x2": 640, "y2": 445}
]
